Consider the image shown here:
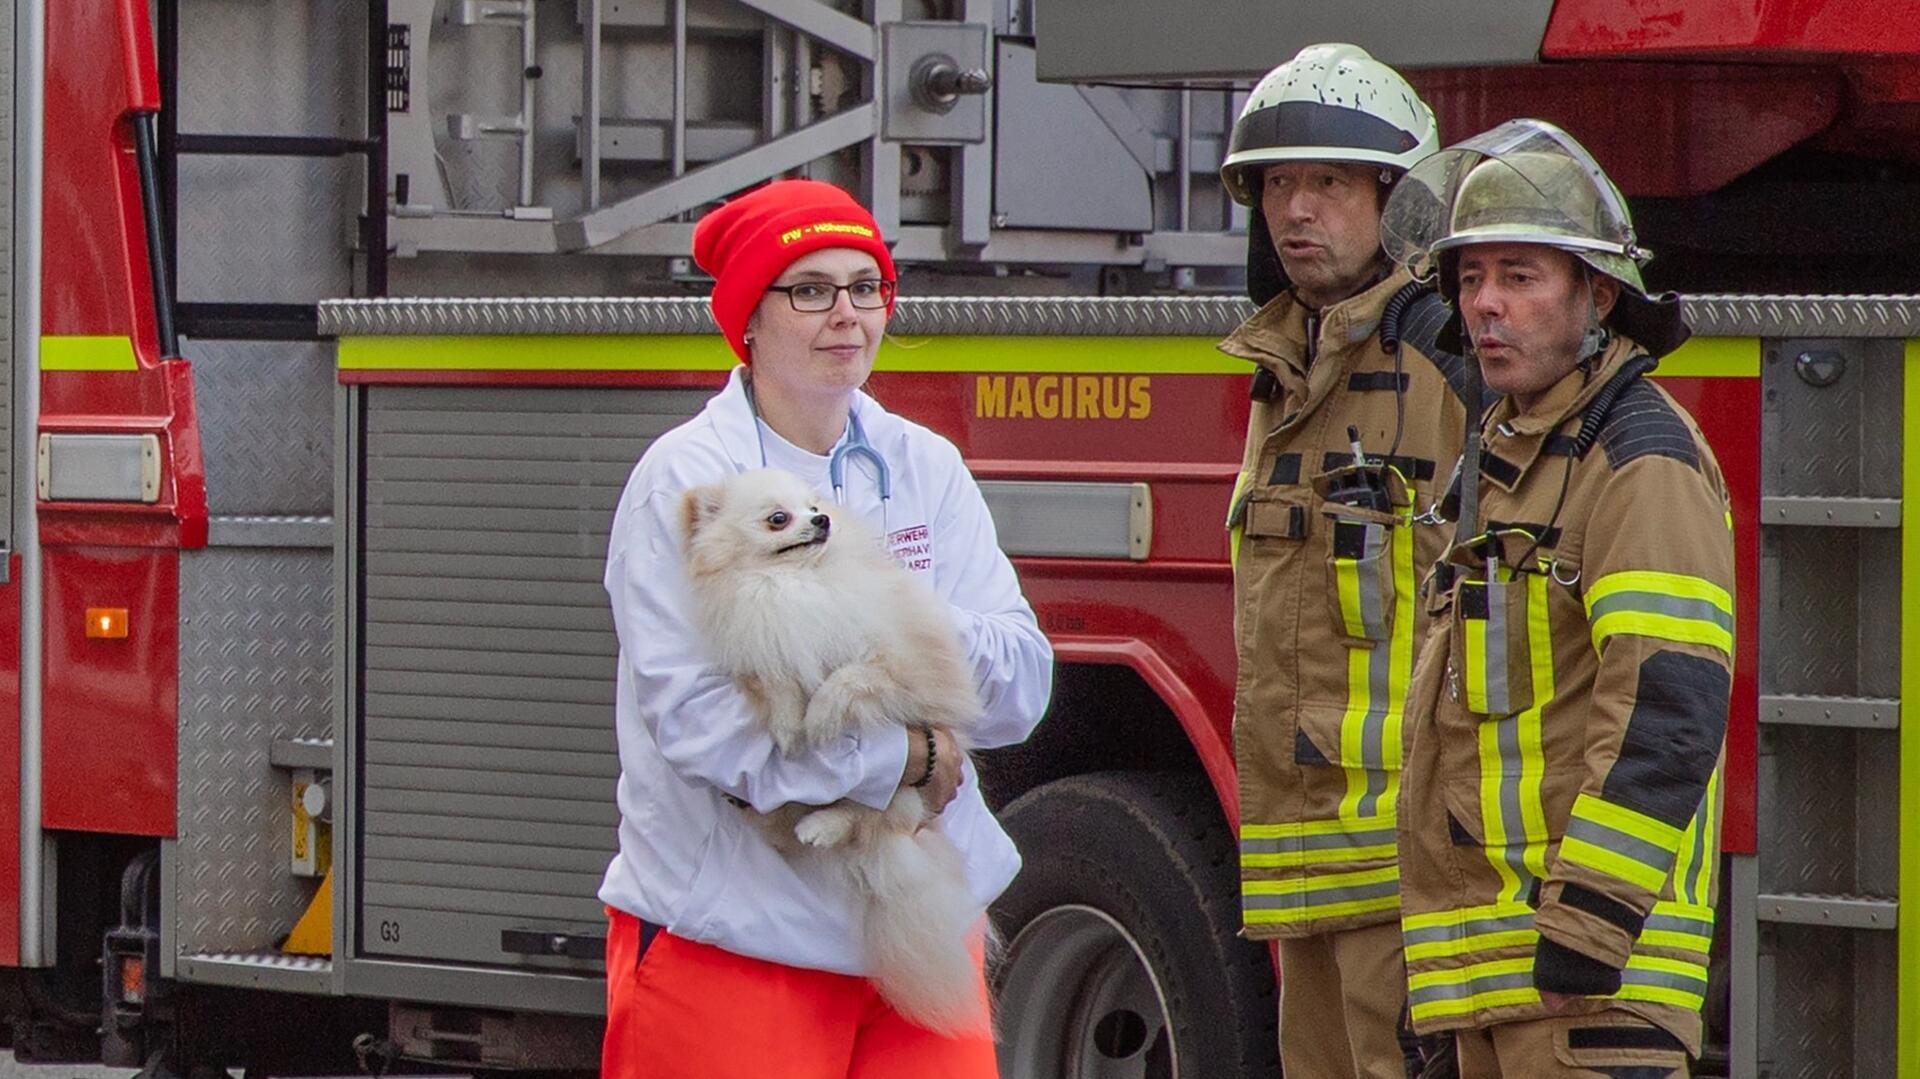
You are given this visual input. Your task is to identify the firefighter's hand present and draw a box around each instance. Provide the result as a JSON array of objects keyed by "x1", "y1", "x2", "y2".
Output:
[
  {"x1": 1538, "y1": 989, "x2": 1578, "y2": 1014},
  {"x1": 902, "y1": 727, "x2": 965, "y2": 813}
]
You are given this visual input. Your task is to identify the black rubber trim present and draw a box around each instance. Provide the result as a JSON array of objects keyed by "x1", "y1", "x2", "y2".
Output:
[
  {"x1": 1348, "y1": 371, "x2": 1411, "y2": 392},
  {"x1": 1228, "y1": 99, "x2": 1421, "y2": 158}
]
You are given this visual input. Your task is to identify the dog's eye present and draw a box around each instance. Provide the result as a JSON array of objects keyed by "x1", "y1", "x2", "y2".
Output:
[{"x1": 767, "y1": 511, "x2": 791, "y2": 529}]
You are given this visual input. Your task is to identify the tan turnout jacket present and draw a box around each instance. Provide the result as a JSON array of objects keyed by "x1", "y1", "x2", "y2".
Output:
[
  {"x1": 1222, "y1": 269, "x2": 1473, "y2": 941},
  {"x1": 1397, "y1": 337, "x2": 1734, "y2": 1054}
]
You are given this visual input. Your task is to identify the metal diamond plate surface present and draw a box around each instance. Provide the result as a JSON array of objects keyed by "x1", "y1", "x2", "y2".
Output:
[
  {"x1": 1762, "y1": 339, "x2": 1868, "y2": 499},
  {"x1": 176, "y1": 549, "x2": 333, "y2": 958},
  {"x1": 1766, "y1": 925, "x2": 1862, "y2": 1079},
  {"x1": 1758, "y1": 726, "x2": 1889, "y2": 896},
  {"x1": 177, "y1": 0, "x2": 359, "y2": 138},
  {"x1": 186, "y1": 341, "x2": 334, "y2": 516},
  {"x1": 1761, "y1": 529, "x2": 1862, "y2": 698},
  {"x1": 321, "y1": 293, "x2": 1920, "y2": 339},
  {"x1": 178, "y1": 156, "x2": 355, "y2": 304}
]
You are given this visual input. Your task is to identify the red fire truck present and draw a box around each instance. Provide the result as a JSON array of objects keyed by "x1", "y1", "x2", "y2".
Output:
[{"x1": 0, "y1": 2, "x2": 1912, "y2": 1077}]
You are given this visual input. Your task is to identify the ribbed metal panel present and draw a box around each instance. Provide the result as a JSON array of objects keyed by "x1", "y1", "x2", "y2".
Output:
[
  {"x1": 0, "y1": 6, "x2": 15, "y2": 549},
  {"x1": 357, "y1": 385, "x2": 707, "y2": 970}
]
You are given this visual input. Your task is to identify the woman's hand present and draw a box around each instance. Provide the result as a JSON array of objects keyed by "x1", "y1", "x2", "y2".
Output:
[{"x1": 902, "y1": 727, "x2": 965, "y2": 813}]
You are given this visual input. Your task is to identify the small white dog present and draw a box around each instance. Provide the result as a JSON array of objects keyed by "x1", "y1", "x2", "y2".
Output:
[{"x1": 680, "y1": 468, "x2": 987, "y2": 1035}]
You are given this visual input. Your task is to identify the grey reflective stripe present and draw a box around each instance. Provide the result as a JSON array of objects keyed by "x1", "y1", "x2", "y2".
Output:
[
  {"x1": 1241, "y1": 876, "x2": 1401, "y2": 912},
  {"x1": 1482, "y1": 584, "x2": 1511, "y2": 716},
  {"x1": 1402, "y1": 912, "x2": 1536, "y2": 949},
  {"x1": 1566, "y1": 815, "x2": 1677, "y2": 876},
  {"x1": 1239, "y1": 826, "x2": 1397, "y2": 856},
  {"x1": 1644, "y1": 912, "x2": 1714, "y2": 935},
  {"x1": 1495, "y1": 716, "x2": 1534, "y2": 902},
  {"x1": 1686, "y1": 787, "x2": 1710, "y2": 904},
  {"x1": 1622, "y1": 965, "x2": 1709, "y2": 992},
  {"x1": 1587, "y1": 590, "x2": 1734, "y2": 632},
  {"x1": 1357, "y1": 624, "x2": 1394, "y2": 813},
  {"x1": 1407, "y1": 968, "x2": 1535, "y2": 1007},
  {"x1": 1357, "y1": 525, "x2": 1388, "y2": 639}
]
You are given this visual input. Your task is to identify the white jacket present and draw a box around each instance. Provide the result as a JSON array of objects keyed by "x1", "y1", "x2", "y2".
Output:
[{"x1": 598, "y1": 367, "x2": 1054, "y2": 975}]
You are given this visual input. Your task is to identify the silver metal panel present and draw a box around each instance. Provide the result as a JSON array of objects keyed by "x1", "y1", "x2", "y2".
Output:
[
  {"x1": 1756, "y1": 725, "x2": 1898, "y2": 896},
  {"x1": 979, "y1": 480, "x2": 1149, "y2": 560},
  {"x1": 176, "y1": 156, "x2": 356, "y2": 304},
  {"x1": 175, "y1": 549, "x2": 334, "y2": 962},
  {"x1": 175, "y1": 951, "x2": 333, "y2": 996},
  {"x1": 355, "y1": 386, "x2": 708, "y2": 972},
  {"x1": 1687, "y1": 294, "x2": 1920, "y2": 339},
  {"x1": 186, "y1": 340, "x2": 335, "y2": 516},
  {"x1": 208, "y1": 516, "x2": 333, "y2": 549},
  {"x1": 994, "y1": 42, "x2": 1151, "y2": 232},
  {"x1": 344, "y1": 956, "x2": 604, "y2": 1016},
  {"x1": 1729, "y1": 855, "x2": 1759, "y2": 1079},
  {"x1": 1031, "y1": 0, "x2": 1553, "y2": 81},
  {"x1": 1754, "y1": 893, "x2": 1898, "y2": 931},
  {"x1": 0, "y1": 0, "x2": 14, "y2": 551},
  {"x1": 1763, "y1": 923, "x2": 1895, "y2": 1079},
  {"x1": 1760, "y1": 528, "x2": 1869, "y2": 699},
  {"x1": 1758, "y1": 694, "x2": 1898, "y2": 730},
  {"x1": 176, "y1": 0, "x2": 360, "y2": 137},
  {"x1": 1760, "y1": 495, "x2": 1900, "y2": 528}
]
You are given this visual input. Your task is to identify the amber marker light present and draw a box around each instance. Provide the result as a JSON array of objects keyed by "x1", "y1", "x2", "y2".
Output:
[{"x1": 86, "y1": 608, "x2": 129, "y2": 640}]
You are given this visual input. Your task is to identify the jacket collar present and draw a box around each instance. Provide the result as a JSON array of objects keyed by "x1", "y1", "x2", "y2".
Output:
[
  {"x1": 1217, "y1": 266, "x2": 1412, "y2": 424},
  {"x1": 703, "y1": 365, "x2": 899, "y2": 471},
  {"x1": 1479, "y1": 335, "x2": 1647, "y2": 490}
]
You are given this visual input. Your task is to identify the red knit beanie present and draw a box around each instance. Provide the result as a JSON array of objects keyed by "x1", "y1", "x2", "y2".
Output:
[{"x1": 691, "y1": 179, "x2": 897, "y2": 362}]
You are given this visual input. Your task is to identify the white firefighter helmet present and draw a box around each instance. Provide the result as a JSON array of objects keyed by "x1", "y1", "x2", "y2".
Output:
[{"x1": 1221, "y1": 43, "x2": 1439, "y2": 206}]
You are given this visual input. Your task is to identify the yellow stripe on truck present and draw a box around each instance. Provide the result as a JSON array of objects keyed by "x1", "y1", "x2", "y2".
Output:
[{"x1": 43, "y1": 335, "x2": 138, "y2": 371}]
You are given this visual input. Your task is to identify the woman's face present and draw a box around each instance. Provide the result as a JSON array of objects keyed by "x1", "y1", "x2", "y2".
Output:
[{"x1": 746, "y1": 247, "x2": 890, "y2": 401}]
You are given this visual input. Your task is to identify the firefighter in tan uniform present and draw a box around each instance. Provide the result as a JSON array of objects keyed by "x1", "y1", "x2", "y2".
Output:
[
  {"x1": 1218, "y1": 44, "x2": 1475, "y2": 1079},
  {"x1": 1379, "y1": 120, "x2": 1731, "y2": 1077}
]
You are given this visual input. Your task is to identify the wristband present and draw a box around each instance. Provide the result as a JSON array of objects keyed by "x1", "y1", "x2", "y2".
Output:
[{"x1": 909, "y1": 727, "x2": 937, "y2": 788}]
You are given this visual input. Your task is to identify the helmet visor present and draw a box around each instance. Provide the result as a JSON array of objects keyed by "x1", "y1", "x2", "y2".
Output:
[{"x1": 1382, "y1": 119, "x2": 1642, "y2": 279}]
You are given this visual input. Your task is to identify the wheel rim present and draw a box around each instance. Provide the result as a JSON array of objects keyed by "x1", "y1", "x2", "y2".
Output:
[{"x1": 994, "y1": 904, "x2": 1179, "y2": 1079}]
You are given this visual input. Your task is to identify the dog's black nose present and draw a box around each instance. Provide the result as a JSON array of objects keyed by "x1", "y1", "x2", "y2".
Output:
[{"x1": 810, "y1": 514, "x2": 831, "y2": 532}]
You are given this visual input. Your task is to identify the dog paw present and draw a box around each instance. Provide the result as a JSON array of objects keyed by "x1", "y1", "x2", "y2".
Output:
[{"x1": 795, "y1": 809, "x2": 857, "y2": 848}]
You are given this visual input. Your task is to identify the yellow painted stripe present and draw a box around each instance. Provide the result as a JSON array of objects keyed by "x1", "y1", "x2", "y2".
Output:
[
  {"x1": 1561, "y1": 834, "x2": 1670, "y2": 893},
  {"x1": 42, "y1": 334, "x2": 138, "y2": 371},
  {"x1": 1902, "y1": 339, "x2": 1920, "y2": 1079},
  {"x1": 336, "y1": 333, "x2": 1253, "y2": 373},
  {"x1": 1656, "y1": 336, "x2": 1760, "y2": 379}
]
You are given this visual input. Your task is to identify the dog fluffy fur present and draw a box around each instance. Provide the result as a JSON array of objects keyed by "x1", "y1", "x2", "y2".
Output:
[{"x1": 680, "y1": 468, "x2": 987, "y2": 1035}]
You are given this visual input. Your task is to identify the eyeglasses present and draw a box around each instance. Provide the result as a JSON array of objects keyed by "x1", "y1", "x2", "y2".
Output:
[{"x1": 765, "y1": 279, "x2": 896, "y2": 312}]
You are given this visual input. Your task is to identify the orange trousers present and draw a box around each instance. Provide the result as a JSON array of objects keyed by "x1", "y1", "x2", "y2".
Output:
[{"x1": 601, "y1": 909, "x2": 999, "y2": 1079}]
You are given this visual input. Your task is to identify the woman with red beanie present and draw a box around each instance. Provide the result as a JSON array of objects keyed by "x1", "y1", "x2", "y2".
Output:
[{"x1": 597, "y1": 179, "x2": 1053, "y2": 1078}]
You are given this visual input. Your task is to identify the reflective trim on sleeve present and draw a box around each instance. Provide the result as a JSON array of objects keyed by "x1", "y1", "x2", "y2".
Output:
[
  {"x1": 1561, "y1": 793, "x2": 1685, "y2": 894},
  {"x1": 1585, "y1": 570, "x2": 1735, "y2": 655}
]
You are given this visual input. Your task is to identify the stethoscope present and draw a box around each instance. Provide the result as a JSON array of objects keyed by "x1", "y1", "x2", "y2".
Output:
[{"x1": 743, "y1": 374, "x2": 893, "y2": 521}]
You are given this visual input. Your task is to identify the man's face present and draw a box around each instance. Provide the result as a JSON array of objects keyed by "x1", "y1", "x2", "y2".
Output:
[
  {"x1": 1456, "y1": 243, "x2": 1619, "y2": 403},
  {"x1": 1260, "y1": 161, "x2": 1384, "y2": 309}
]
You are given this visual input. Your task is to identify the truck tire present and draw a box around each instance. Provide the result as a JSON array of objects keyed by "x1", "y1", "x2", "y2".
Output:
[{"x1": 991, "y1": 771, "x2": 1279, "y2": 1078}]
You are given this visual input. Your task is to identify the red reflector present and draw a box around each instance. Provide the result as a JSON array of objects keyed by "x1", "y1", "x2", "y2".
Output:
[
  {"x1": 86, "y1": 608, "x2": 129, "y2": 639},
  {"x1": 119, "y1": 954, "x2": 144, "y2": 1004}
]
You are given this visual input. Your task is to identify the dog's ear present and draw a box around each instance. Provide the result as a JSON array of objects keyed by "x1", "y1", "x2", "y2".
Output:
[{"x1": 680, "y1": 485, "x2": 723, "y2": 542}]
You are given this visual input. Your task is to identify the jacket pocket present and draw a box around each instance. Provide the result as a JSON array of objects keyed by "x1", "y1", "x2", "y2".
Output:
[
  {"x1": 1448, "y1": 572, "x2": 1542, "y2": 718},
  {"x1": 1312, "y1": 464, "x2": 1412, "y2": 645}
]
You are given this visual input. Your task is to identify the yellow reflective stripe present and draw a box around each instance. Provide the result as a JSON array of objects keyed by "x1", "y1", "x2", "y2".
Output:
[
  {"x1": 1336, "y1": 557, "x2": 1368, "y2": 638},
  {"x1": 1518, "y1": 574, "x2": 1552, "y2": 881},
  {"x1": 1638, "y1": 928, "x2": 1713, "y2": 953},
  {"x1": 1240, "y1": 844, "x2": 1397, "y2": 869},
  {"x1": 42, "y1": 334, "x2": 138, "y2": 371},
  {"x1": 1571, "y1": 795, "x2": 1686, "y2": 851},
  {"x1": 1691, "y1": 768, "x2": 1721, "y2": 903},
  {"x1": 1245, "y1": 895, "x2": 1403, "y2": 924},
  {"x1": 1410, "y1": 988, "x2": 1540, "y2": 1021},
  {"x1": 1464, "y1": 606, "x2": 1494, "y2": 714},
  {"x1": 1242, "y1": 865, "x2": 1401, "y2": 924},
  {"x1": 1408, "y1": 956, "x2": 1533, "y2": 991},
  {"x1": 1616, "y1": 985, "x2": 1706, "y2": 1009},
  {"x1": 1590, "y1": 610, "x2": 1735, "y2": 654},
  {"x1": 1477, "y1": 715, "x2": 1523, "y2": 901},
  {"x1": 1560, "y1": 834, "x2": 1670, "y2": 893},
  {"x1": 1384, "y1": 511, "x2": 1417, "y2": 775},
  {"x1": 1242, "y1": 816, "x2": 1396, "y2": 839},
  {"x1": 1227, "y1": 468, "x2": 1253, "y2": 568},
  {"x1": 1402, "y1": 901, "x2": 1536, "y2": 933},
  {"x1": 1586, "y1": 570, "x2": 1734, "y2": 612},
  {"x1": 1404, "y1": 928, "x2": 1536, "y2": 963},
  {"x1": 1243, "y1": 865, "x2": 1399, "y2": 894}
]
